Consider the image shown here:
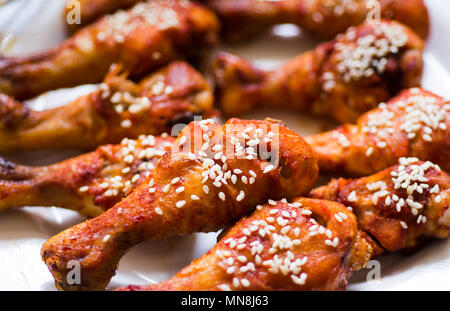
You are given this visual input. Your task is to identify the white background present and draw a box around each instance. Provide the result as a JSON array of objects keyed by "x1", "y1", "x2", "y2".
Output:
[{"x1": 0, "y1": 0, "x2": 448, "y2": 290}]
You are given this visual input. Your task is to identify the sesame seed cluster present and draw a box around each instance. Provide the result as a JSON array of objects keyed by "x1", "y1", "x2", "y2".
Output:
[
  {"x1": 324, "y1": 0, "x2": 361, "y2": 16},
  {"x1": 329, "y1": 21, "x2": 408, "y2": 85},
  {"x1": 99, "y1": 84, "x2": 151, "y2": 129},
  {"x1": 98, "y1": 74, "x2": 174, "y2": 129},
  {"x1": 78, "y1": 134, "x2": 171, "y2": 201},
  {"x1": 147, "y1": 119, "x2": 277, "y2": 215},
  {"x1": 347, "y1": 157, "x2": 444, "y2": 227},
  {"x1": 215, "y1": 199, "x2": 345, "y2": 290},
  {"x1": 360, "y1": 90, "x2": 449, "y2": 157},
  {"x1": 391, "y1": 158, "x2": 442, "y2": 221},
  {"x1": 332, "y1": 131, "x2": 351, "y2": 148},
  {"x1": 96, "y1": 1, "x2": 183, "y2": 43}
]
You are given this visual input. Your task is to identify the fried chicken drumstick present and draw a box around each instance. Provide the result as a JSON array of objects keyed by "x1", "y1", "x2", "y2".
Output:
[
  {"x1": 204, "y1": 0, "x2": 429, "y2": 41},
  {"x1": 214, "y1": 20, "x2": 423, "y2": 124},
  {"x1": 118, "y1": 198, "x2": 372, "y2": 291},
  {"x1": 311, "y1": 158, "x2": 450, "y2": 256},
  {"x1": 306, "y1": 88, "x2": 450, "y2": 176},
  {"x1": 0, "y1": 135, "x2": 173, "y2": 218},
  {"x1": 0, "y1": 0, "x2": 218, "y2": 100},
  {"x1": 41, "y1": 118, "x2": 318, "y2": 290},
  {"x1": 0, "y1": 61, "x2": 214, "y2": 152}
]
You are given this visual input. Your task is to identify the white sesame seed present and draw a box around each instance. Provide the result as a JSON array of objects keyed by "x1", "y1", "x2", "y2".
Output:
[
  {"x1": 334, "y1": 214, "x2": 343, "y2": 222},
  {"x1": 263, "y1": 165, "x2": 274, "y2": 173},
  {"x1": 100, "y1": 182, "x2": 109, "y2": 189},
  {"x1": 226, "y1": 267, "x2": 235, "y2": 274},
  {"x1": 176, "y1": 200, "x2": 186, "y2": 208},
  {"x1": 430, "y1": 184, "x2": 440, "y2": 194},
  {"x1": 281, "y1": 211, "x2": 291, "y2": 218},
  {"x1": 120, "y1": 120, "x2": 132, "y2": 128},
  {"x1": 175, "y1": 187, "x2": 185, "y2": 193},
  {"x1": 124, "y1": 155, "x2": 134, "y2": 163},
  {"x1": 241, "y1": 279, "x2": 250, "y2": 287},
  {"x1": 236, "y1": 191, "x2": 245, "y2": 202},
  {"x1": 79, "y1": 186, "x2": 89, "y2": 193},
  {"x1": 338, "y1": 212, "x2": 348, "y2": 220},
  {"x1": 348, "y1": 191, "x2": 357, "y2": 202},
  {"x1": 281, "y1": 226, "x2": 291, "y2": 234},
  {"x1": 218, "y1": 284, "x2": 231, "y2": 291},
  {"x1": 435, "y1": 195, "x2": 442, "y2": 203},
  {"x1": 291, "y1": 274, "x2": 307, "y2": 286}
]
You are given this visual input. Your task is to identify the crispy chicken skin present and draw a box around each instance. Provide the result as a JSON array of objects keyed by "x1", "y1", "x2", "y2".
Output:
[
  {"x1": 204, "y1": 0, "x2": 429, "y2": 41},
  {"x1": 0, "y1": 135, "x2": 174, "y2": 218},
  {"x1": 0, "y1": 0, "x2": 219, "y2": 100},
  {"x1": 0, "y1": 61, "x2": 214, "y2": 152},
  {"x1": 311, "y1": 158, "x2": 450, "y2": 255},
  {"x1": 306, "y1": 88, "x2": 450, "y2": 176},
  {"x1": 41, "y1": 118, "x2": 318, "y2": 290},
  {"x1": 65, "y1": 0, "x2": 140, "y2": 33},
  {"x1": 214, "y1": 20, "x2": 423, "y2": 123},
  {"x1": 117, "y1": 198, "x2": 372, "y2": 291}
]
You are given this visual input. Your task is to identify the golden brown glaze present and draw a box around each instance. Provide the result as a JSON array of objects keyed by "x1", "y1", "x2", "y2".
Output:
[
  {"x1": 306, "y1": 88, "x2": 450, "y2": 176},
  {"x1": 214, "y1": 20, "x2": 423, "y2": 123},
  {"x1": 0, "y1": 135, "x2": 174, "y2": 218},
  {"x1": 0, "y1": 61, "x2": 214, "y2": 152},
  {"x1": 41, "y1": 118, "x2": 318, "y2": 290},
  {"x1": 204, "y1": 0, "x2": 429, "y2": 41},
  {"x1": 311, "y1": 158, "x2": 450, "y2": 254},
  {"x1": 65, "y1": 0, "x2": 140, "y2": 32},
  {"x1": 0, "y1": 0, "x2": 219, "y2": 99},
  {"x1": 117, "y1": 198, "x2": 371, "y2": 291}
]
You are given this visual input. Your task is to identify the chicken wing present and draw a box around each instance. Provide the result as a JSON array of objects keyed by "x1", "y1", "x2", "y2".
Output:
[
  {"x1": 205, "y1": 0, "x2": 429, "y2": 41},
  {"x1": 0, "y1": 0, "x2": 219, "y2": 99},
  {"x1": 0, "y1": 61, "x2": 214, "y2": 152},
  {"x1": 305, "y1": 88, "x2": 450, "y2": 176},
  {"x1": 311, "y1": 158, "x2": 450, "y2": 255},
  {"x1": 0, "y1": 135, "x2": 173, "y2": 218},
  {"x1": 41, "y1": 118, "x2": 319, "y2": 290},
  {"x1": 214, "y1": 20, "x2": 423, "y2": 124},
  {"x1": 117, "y1": 198, "x2": 372, "y2": 291},
  {"x1": 65, "y1": 0, "x2": 140, "y2": 33}
]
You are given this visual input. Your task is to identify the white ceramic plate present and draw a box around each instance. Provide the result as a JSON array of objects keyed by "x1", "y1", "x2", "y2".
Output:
[{"x1": 0, "y1": 0, "x2": 448, "y2": 291}]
